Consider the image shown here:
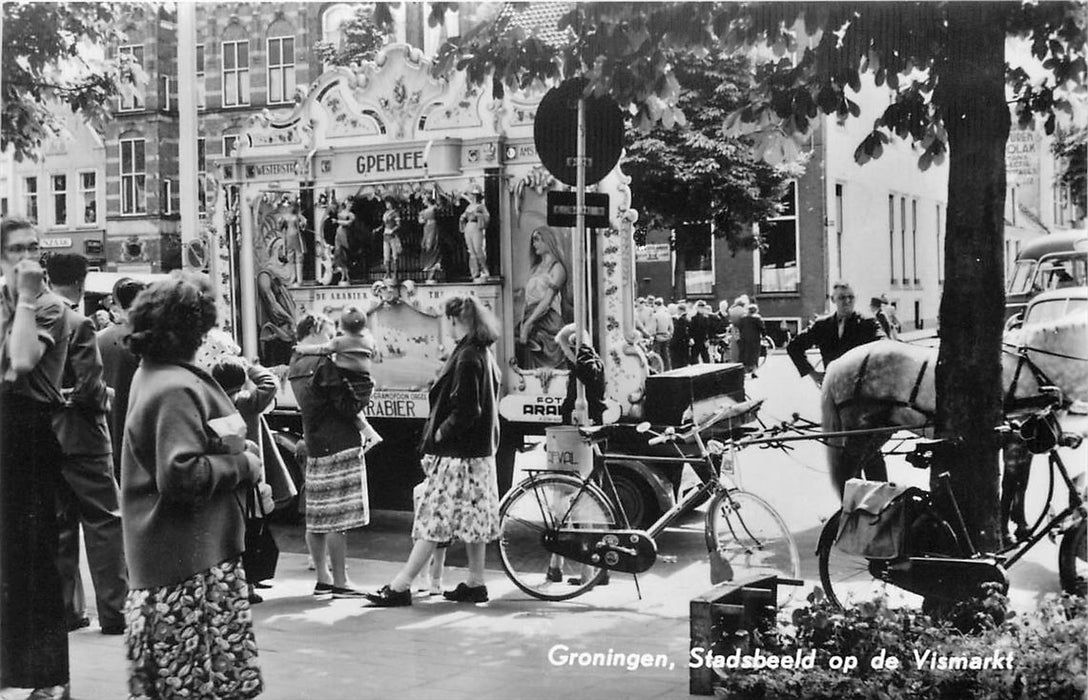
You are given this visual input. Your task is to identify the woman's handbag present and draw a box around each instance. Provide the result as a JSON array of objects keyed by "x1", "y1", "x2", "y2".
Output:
[{"x1": 239, "y1": 486, "x2": 279, "y2": 582}]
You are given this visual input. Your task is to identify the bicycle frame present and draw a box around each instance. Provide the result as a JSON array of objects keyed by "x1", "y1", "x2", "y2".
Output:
[{"x1": 1000, "y1": 447, "x2": 1085, "y2": 568}]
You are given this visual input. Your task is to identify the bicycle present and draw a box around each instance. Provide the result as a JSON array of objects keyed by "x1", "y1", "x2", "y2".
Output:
[
  {"x1": 497, "y1": 399, "x2": 802, "y2": 604},
  {"x1": 816, "y1": 398, "x2": 1086, "y2": 610}
]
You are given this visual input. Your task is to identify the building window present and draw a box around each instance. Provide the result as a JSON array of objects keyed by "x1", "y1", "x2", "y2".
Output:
[
  {"x1": 221, "y1": 40, "x2": 250, "y2": 106},
  {"x1": 24, "y1": 177, "x2": 38, "y2": 223},
  {"x1": 51, "y1": 175, "x2": 67, "y2": 226},
  {"x1": 223, "y1": 135, "x2": 239, "y2": 158},
  {"x1": 834, "y1": 183, "x2": 844, "y2": 282},
  {"x1": 197, "y1": 137, "x2": 206, "y2": 214},
  {"x1": 888, "y1": 194, "x2": 896, "y2": 285},
  {"x1": 758, "y1": 182, "x2": 799, "y2": 293},
  {"x1": 161, "y1": 75, "x2": 171, "y2": 111},
  {"x1": 322, "y1": 4, "x2": 356, "y2": 51},
  {"x1": 899, "y1": 196, "x2": 907, "y2": 286},
  {"x1": 911, "y1": 198, "x2": 919, "y2": 285},
  {"x1": 80, "y1": 172, "x2": 97, "y2": 224},
  {"x1": 196, "y1": 44, "x2": 206, "y2": 110},
  {"x1": 163, "y1": 179, "x2": 174, "y2": 215},
  {"x1": 678, "y1": 221, "x2": 714, "y2": 296},
  {"x1": 118, "y1": 45, "x2": 145, "y2": 110},
  {"x1": 267, "y1": 35, "x2": 296, "y2": 104},
  {"x1": 1, "y1": 198, "x2": 8, "y2": 217},
  {"x1": 120, "y1": 138, "x2": 147, "y2": 215}
]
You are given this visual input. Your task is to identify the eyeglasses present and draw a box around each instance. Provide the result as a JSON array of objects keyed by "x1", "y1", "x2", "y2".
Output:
[
  {"x1": 4, "y1": 242, "x2": 40, "y2": 255},
  {"x1": 835, "y1": 294, "x2": 855, "y2": 301}
]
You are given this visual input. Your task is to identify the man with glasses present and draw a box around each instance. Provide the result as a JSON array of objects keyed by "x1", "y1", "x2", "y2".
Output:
[
  {"x1": 787, "y1": 281, "x2": 885, "y2": 387},
  {"x1": 0, "y1": 217, "x2": 72, "y2": 698}
]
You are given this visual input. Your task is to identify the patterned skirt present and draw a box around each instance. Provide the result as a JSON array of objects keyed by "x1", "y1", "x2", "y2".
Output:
[
  {"x1": 412, "y1": 454, "x2": 501, "y2": 543},
  {"x1": 124, "y1": 558, "x2": 262, "y2": 700},
  {"x1": 305, "y1": 447, "x2": 370, "y2": 533}
]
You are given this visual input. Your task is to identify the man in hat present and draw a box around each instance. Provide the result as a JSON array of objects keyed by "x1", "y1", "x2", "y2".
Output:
[
  {"x1": 689, "y1": 300, "x2": 712, "y2": 364},
  {"x1": 459, "y1": 191, "x2": 490, "y2": 281},
  {"x1": 869, "y1": 295, "x2": 895, "y2": 339}
]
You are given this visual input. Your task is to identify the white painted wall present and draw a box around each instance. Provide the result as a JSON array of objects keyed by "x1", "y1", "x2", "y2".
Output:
[{"x1": 822, "y1": 72, "x2": 949, "y2": 331}]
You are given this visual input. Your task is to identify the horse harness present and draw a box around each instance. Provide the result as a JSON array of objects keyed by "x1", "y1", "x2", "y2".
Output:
[{"x1": 833, "y1": 351, "x2": 935, "y2": 422}]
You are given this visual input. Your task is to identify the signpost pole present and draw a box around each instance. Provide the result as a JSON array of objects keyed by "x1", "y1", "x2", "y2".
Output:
[{"x1": 573, "y1": 96, "x2": 588, "y2": 427}]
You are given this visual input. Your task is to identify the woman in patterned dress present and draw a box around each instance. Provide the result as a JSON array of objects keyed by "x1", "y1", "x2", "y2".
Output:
[
  {"x1": 120, "y1": 272, "x2": 264, "y2": 699},
  {"x1": 366, "y1": 296, "x2": 502, "y2": 606}
]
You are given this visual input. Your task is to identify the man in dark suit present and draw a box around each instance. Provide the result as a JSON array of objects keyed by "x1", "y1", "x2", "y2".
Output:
[
  {"x1": 96, "y1": 277, "x2": 147, "y2": 480},
  {"x1": 47, "y1": 254, "x2": 127, "y2": 635},
  {"x1": 787, "y1": 281, "x2": 885, "y2": 386},
  {"x1": 787, "y1": 281, "x2": 887, "y2": 486}
]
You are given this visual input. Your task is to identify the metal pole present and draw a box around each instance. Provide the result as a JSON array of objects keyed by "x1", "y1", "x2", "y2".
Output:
[
  {"x1": 573, "y1": 95, "x2": 588, "y2": 426},
  {"x1": 176, "y1": 3, "x2": 199, "y2": 257},
  {"x1": 237, "y1": 187, "x2": 259, "y2": 360}
]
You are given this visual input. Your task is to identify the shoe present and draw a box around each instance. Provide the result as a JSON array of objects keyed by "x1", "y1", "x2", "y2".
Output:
[
  {"x1": 364, "y1": 585, "x2": 412, "y2": 607},
  {"x1": 443, "y1": 582, "x2": 488, "y2": 603},
  {"x1": 100, "y1": 623, "x2": 126, "y2": 636},
  {"x1": 66, "y1": 616, "x2": 90, "y2": 632},
  {"x1": 313, "y1": 582, "x2": 335, "y2": 600},
  {"x1": 28, "y1": 685, "x2": 69, "y2": 700},
  {"x1": 253, "y1": 581, "x2": 273, "y2": 589},
  {"x1": 247, "y1": 592, "x2": 264, "y2": 605},
  {"x1": 546, "y1": 566, "x2": 563, "y2": 583},
  {"x1": 331, "y1": 586, "x2": 367, "y2": 599}
]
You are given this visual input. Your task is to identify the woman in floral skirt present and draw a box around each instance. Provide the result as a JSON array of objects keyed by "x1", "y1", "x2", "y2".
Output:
[
  {"x1": 366, "y1": 295, "x2": 502, "y2": 606},
  {"x1": 120, "y1": 272, "x2": 264, "y2": 699}
]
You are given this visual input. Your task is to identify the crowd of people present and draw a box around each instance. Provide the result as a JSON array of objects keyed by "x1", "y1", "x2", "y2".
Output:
[
  {"x1": 0, "y1": 215, "x2": 509, "y2": 699},
  {"x1": 633, "y1": 294, "x2": 768, "y2": 375}
]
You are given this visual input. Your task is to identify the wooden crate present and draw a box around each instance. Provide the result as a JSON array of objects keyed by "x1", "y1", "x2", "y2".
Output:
[{"x1": 689, "y1": 575, "x2": 780, "y2": 696}]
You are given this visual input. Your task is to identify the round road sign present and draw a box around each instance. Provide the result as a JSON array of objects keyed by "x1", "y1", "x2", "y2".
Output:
[{"x1": 534, "y1": 77, "x2": 624, "y2": 187}]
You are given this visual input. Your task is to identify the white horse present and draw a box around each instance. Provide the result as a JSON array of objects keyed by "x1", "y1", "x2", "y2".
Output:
[{"x1": 820, "y1": 315, "x2": 1088, "y2": 499}]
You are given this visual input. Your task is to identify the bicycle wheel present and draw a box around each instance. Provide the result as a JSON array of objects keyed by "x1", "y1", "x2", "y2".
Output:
[
  {"x1": 705, "y1": 489, "x2": 800, "y2": 606},
  {"x1": 1059, "y1": 518, "x2": 1087, "y2": 597},
  {"x1": 498, "y1": 474, "x2": 617, "y2": 601},
  {"x1": 817, "y1": 509, "x2": 957, "y2": 610}
]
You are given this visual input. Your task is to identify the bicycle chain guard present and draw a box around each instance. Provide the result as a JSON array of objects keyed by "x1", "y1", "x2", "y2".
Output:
[{"x1": 543, "y1": 529, "x2": 658, "y2": 574}]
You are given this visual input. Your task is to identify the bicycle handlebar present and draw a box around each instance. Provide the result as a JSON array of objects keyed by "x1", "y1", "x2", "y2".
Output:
[{"x1": 645, "y1": 398, "x2": 764, "y2": 445}]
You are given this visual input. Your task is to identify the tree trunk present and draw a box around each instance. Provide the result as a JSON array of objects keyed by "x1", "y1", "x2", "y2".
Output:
[{"x1": 934, "y1": 3, "x2": 1010, "y2": 553}]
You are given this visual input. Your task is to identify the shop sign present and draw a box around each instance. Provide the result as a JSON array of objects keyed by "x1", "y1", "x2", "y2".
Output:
[
  {"x1": 499, "y1": 394, "x2": 564, "y2": 423},
  {"x1": 363, "y1": 390, "x2": 429, "y2": 419},
  {"x1": 40, "y1": 237, "x2": 73, "y2": 249},
  {"x1": 636, "y1": 243, "x2": 671, "y2": 263},
  {"x1": 245, "y1": 161, "x2": 300, "y2": 180},
  {"x1": 319, "y1": 148, "x2": 427, "y2": 181}
]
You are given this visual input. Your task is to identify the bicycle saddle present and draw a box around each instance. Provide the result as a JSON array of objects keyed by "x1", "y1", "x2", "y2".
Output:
[{"x1": 906, "y1": 438, "x2": 961, "y2": 469}]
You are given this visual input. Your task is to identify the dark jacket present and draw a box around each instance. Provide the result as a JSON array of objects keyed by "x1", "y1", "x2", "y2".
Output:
[
  {"x1": 53, "y1": 307, "x2": 111, "y2": 456},
  {"x1": 288, "y1": 354, "x2": 368, "y2": 458},
  {"x1": 690, "y1": 313, "x2": 712, "y2": 344},
  {"x1": 121, "y1": 361, "x2": 254, "y2": 588},
  {"x1": 98, "y1": 321, "x2": 139, "y2": 467},
  {"x1": 560, "y1": 344, "x2": 606, "y2": 425},
  {"x1": 786, "y1": 311, "x2": 885, "y2": 376},
  {"x1": 670, "y1": 315, "x2": 691, "y2": 352},
  {"x1": 420, "y1": 337, "x2": 500, "y2": 458}
]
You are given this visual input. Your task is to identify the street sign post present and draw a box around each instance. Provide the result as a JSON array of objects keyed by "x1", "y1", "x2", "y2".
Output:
[
  {"x1": 547, "y1": 191, "x2": 610, "y2": 228},
  {"x1": 533, "y1": 78, "x2": 625, "y2": 426}
]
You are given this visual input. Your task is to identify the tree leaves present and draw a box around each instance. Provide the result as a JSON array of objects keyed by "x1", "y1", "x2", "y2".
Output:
[{"x1": 2, "y1": 2, "x2": 143, "y2": 162}]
